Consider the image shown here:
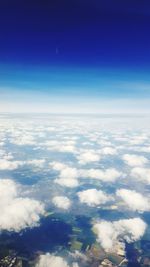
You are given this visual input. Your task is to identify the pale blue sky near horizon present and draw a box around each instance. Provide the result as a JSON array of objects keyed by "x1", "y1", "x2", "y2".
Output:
[{"x1": 0, "y1": 64, "x2": 150, "y2": 114}]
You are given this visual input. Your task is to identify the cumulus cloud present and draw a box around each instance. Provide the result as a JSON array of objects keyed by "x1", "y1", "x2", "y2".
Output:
[
  {"x1": 50, "y1": 161, "x2": 68, "y2": 171},
  {"x1": 36, "y1": 253, "x2": 79, "y2": 267},
  {"x1": 0, "y1": 159, "x2": 23, "y2": 170},
  {"x1": 100, "y1": 147, "x2": 117, "y2": 155},
  {"x1": 80, "y1": 168, "x2": 122, "y2": 182},
  {"x1": 131, "y1": 167, "x2": 150, "y2": 184},
  {"x1": 55, "y1": 177, "x2": 79, "y2": 188},
  {"x1": 36, "y1": 253, "x2": 69, "y2": 267},
  {"x1": 50, "y1": 162, "x2": 78, "y2": 179},
  {"x1": 77, "y1": 150, "x2": 101, "y2": 164},
  {"x1": 72, "y1": 263, "x2": 79, "y2": 267},
  {"x1": 69, "y1": 251, "x2": 88, "y2": 262},
  {"x1": 0, "y1": 179, "x2": 17, "y2": 204},
  {"x1": 93, "y1": 218, "x2": 147, "y2": 252},
  {"x1": 129, "y1": 135, "x2": 148, "y2": 145},
  {"x1": 59, "y1": 167, "x2": 78, "y2": 180},
  {"x1": 77, "y1": 189, "x2": 111, "y2": 207},
  {"x1": 45, "y1": 140, "x2": 76, "y2": 153},
  {"x1": 123, "y1": 154, "x2": 148, "y2": 167},
  {"x1": 10, "y1": 135, "x2": 36, "y2": 145},
  {"x1": 0, "y1": 179, "x2": 45, "y2": 232},
  {"x1": 116, "y1": 189, "x2": 150, "y2": 212},
  {"x1": 0, "y1": 142, "x2": 5, "y2": 146},
  {"x1": 0, "y1": 158, "x2": 45, "y2": 171},
  {"x1": 50, "y1": 162, "x2": 122, "y2": 184},
  {"x1": 139, "y1": 146, "x2": 150, "y2": 153},
  {"x1": 26, "y1": 159, "x2": 45, "y2": 168},
  {"x1": 52, "y1": 196, "x2": 71, "y2": 209},
  {"x1": 51, "y1": 162, "x2": 79, "y2": 188},
  {"x1": 129, "y1": 146, "x2": 150, "y2": 153},
  {"x1": 97, "y1": 140, "x2": 112, "y2": 146}
]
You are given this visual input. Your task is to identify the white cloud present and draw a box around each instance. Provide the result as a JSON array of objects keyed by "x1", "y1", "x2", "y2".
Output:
[
  {"x1": 0, "y1": 159, "x2": 23, "y2": 170},
  {"x1": 27, "y1": 159, "x2": 45, "y2": 168},
  {"x1": 57, "y1": 144, "x2": 76, "y2": 153},
  {"x1": 69, "y1": 251, "x2": 88, "y2": 262},
  {"x1": 93, "y1": 218, "x2": 147, "y2": 252},
  {"x1": 0, "y1": 179, "x2": 45, "y2": 232},
  {"x1": 100, "y1": 147, "x2": 117, "y2": 155},
  {"x1": 129, "y1": 135, "x2": 148, "y2": 145},
  {"x1": 36, "y1": 253, "x2": 78, "y2": 267},
  {"x1": 77, "y1": 150, "x2": 101, "y2": 165},
  {"x1": 131, "y1": 167, "x2": 150, "y2": 184},
  {"x1": 139, "y1": 146, "x2": 150, "y2": 153},
  {"x1": 0, "y1": 158, "x2": 45, "y2": 171},
  {"x1": 123, "y1": 154, "x2": 148, "y2": 167},
  {"x1": 72, "y1": 263, "x2": 79, "y2": 267},
  {"x1": 10, "y1": 135, "x2": 36, "y2": 145},
  {"x1": 0, "y1": 179, "x2": 17, "y2": 204},
  {"x1": 80, "y1": 168, "x2": 122, "y2": 182},
  {"x1": 36, "y1": 253, "x2": 69, "y2": 267},
  {"x1": 45, "y1": 140, "x2": 76, "y2": 153},
  {"x1": 77, "y1": 189, "x2": 111, "y2": 207},
  {"x1": 55, "y1": 177, "x2": 79, "y2": 188},
  {"x1": 97, "y1": 140, "x2": 112, "y2": 146},
  {"x1": 51, "y1": 162, "x2": 122, "y2": 183},
  {"x1": 52, "y1": 196, "x2": 71, "y2": 209},
  {"x1": 59, "y1": 167, "x2": 78, "y2": 180},
  {"x1": 50, "y1": 162, "x2": 78, "y2": 179},
  {"x1": 116, "y1": 189, "x2": 150, "y2": 212},
  {"x1": 51, "y1": 162, "x2": 79, "y2": 188},
  {"x1": 0, "y1": 149, "x2": 16, "y2": 163},
  {"x1": 49, "y1": 161, "x2": 68, "y2": 171},
  {"x1": 128, "y1": 146, "x2": 150, "y2": 153},
  {"x1": 0, "y1": 142, "x2": 4, "y2": 146}
]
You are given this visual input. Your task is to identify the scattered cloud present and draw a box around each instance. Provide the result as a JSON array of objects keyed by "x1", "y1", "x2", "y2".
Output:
[
  {"x1": 36, "y1": 253, "x2": 79, "y2": 267},
  {"x1": 77, "y1": 150, "x2": 101, "y2": 165},
  {"x1": 55, "y1": 177, "x2": 79, "y2": 188},
  {"x1": 51, "y1": 161, "x2": 79, "y2": 188},
  {"x1": 80, "y1": 168, "x2": 122, "y2": 182},
  {"x1": 0, "y1": 179, "x2": 45, "y2": 232},
  {"x1": 100, "y1": 147, "x2": 117, "y2": 155},
  {"x1": 59, "y1": 167, "x2": 78, "y2": 180},
  {"x1": 49, "y1": 161, "x2": 68, "y2": 171},
  {"x1": 93, "y1": 218, "x2": 147, "y2": 252},
  {"x1": 27, "y1": 159, "x2": 45, "y2": 168},
  {"x1": 10, "y1": 135, "x2": 36, "y2": 145},
  {"x1": 116, "y1": 189, "x2": 150, "y2": 212},
  {"x1": 50, "y1": 161, "x2": 122, "y2": 185},
  {"x1": 50, "y1": 162, "x2": 78, "y2": 179},
  {"x1": 52, "y1": 196, "x2": 71, "y2": 209},
  {"x1": 129, "y1": 135, "x2": 148, "y2": 145},
  {"x1": 0, "y1": 142, "x2": 5, "y2": 146},
  {"x1": 45, "y1": 140, "x2": 76, "y2": 153},
  {"x1": 131, "y1": 167, "x2": 150, "y2": 184},
  {"x1": 77, "y1": 189, "x2": 111, "y2": 207},
  {"x1": 123, "y1": 154, "x2": 148, "y2": 167},
  {"x1": 0, "y1": 159, "x2": 23, "y2": 170}
]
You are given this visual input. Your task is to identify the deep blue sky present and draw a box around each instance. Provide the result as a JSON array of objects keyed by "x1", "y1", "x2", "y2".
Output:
[{"x1": 0, "y1": 0, "x2": 150, "y2": 113}]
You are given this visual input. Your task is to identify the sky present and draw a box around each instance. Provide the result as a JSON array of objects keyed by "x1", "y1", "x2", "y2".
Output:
[{"x1": 0, "y1": 0, "x2": 150, "y2": 113}]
